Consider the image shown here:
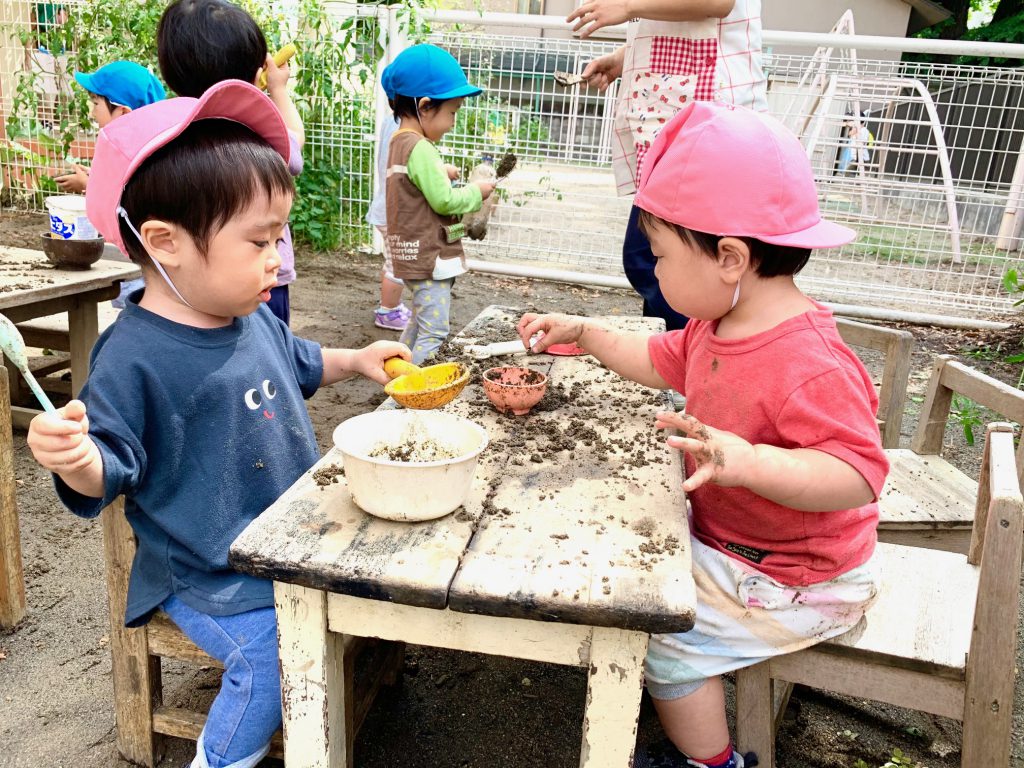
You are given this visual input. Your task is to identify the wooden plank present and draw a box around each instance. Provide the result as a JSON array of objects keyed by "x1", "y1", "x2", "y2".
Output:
[
  {"x1": 769, "y1": 648, "x2": 965, "y2": 720},
  {"x1": 147, "y1": 612, "x2": 222, "y2": 669},
  {"x1": 152, "y1": 706, "x2": 284, "y2": 759},
  {"x1": 327, "y1": 592, "x2": 595, "y2": 667},
  {"x1": 0, "y1": 247, "x2": 139, "y2": 310},
  {"x1": 0, "y1": 366, "x2": 25, "y2": 628},
  {"x1": 229, "y1": 449, "x2": 479, "y2": 609},
  {"x1": 101, "y1": 499, "x2": 159, "y2": 766},
  {"x1": 67, "y1": 298, "x2": 98, "y2": 397},
  {"x1": 911, "y1": 356, "x2": 956, "y2": 457},
  {"x1": 275, "y1": 581, "x2": 349, "y2": 768},
  {"x1": 879, "y1": 449, "x2": 976, "y2": 530},
  {"x1": 578, "y1": 627, "x2": 647, "y2": 768},
  {"x1": 734, "y1": 663, "x2": 776, "y2": 768},
  {"x1": 962, "y1": 429, "x2": 1023, "y2": 766},
  {"x1": 821, "y1": 542, "x2": 976, "y2": 677},
  {"x1": 447, "y1": 358, "x2": 694, "y2": 632}
]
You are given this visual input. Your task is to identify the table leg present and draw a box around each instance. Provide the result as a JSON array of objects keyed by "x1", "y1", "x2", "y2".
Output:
[
  {"x1": 579, "y1": 627, "x2": 649, "y2": 768},
  {"x1": 0, "y1": 367, "x2": 25, "y2": 629},
  {"x1": 274, "y1": 581, "x2": 350, "y2": 768},
  {"x1": 67, "y1": 299, "x2": 99, "y2": 397}
]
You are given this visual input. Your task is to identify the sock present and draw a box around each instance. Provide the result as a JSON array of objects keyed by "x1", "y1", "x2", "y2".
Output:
[
  {"x1": 376, "y1": 305, "x2": 397, "y2": 313},
  {"x1": 686, "y1": 744, "x2": 748, "y2": 768}
]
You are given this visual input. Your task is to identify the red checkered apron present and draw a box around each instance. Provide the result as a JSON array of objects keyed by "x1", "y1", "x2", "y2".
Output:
[{"x1": 611, "y1": 0, "x2": 768, "y2": 196}]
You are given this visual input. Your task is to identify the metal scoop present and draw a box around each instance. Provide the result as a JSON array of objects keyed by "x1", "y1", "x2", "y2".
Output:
[
  {"x1": 0, "y1": 314, "x2": 56, "y2": 413},
  {"x1": 384, "y1": 358, "x2": 470, "y2": 410}
]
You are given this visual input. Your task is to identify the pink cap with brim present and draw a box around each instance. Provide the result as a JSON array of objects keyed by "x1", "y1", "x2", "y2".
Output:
[
  {"x1": 86, "y1": 79, "x2": 290, "y2": 256},
  {"x1": 634, "y1": 102, "x2": 856, "y2": 250}
]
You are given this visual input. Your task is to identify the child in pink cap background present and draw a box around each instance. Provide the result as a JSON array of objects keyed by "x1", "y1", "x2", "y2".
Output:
[
  {"x1": 517, "y1": 102, "x2": 887, "y2": 768},
  {"x1": 24, "y1": 81, "x2": 408, "y2": 768}
]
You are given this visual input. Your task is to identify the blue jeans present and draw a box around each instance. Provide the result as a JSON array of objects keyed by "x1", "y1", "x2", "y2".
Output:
[
  {"x1": 162, "y1": 595, "x2": 281, "y2": 768},
  {"x1": 622, "y1": 205, "x2": 689, "y2": 332}
]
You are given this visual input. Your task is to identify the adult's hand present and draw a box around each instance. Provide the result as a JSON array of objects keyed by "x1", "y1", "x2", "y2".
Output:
[
  {"x1": 581, "y1": 46, "x2": 626, "y2": 92},
  {"x1": 567, "y1": 0, "x2": 631, "y2": 38}
]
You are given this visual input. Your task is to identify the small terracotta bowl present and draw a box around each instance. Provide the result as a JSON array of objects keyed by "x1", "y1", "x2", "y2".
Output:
[
  {"x1": 40, "y1": 232, "x2": 104, "y2": 269},
  {"x1": 482, "y1": 366, "x2": 548, "y2": 415}
]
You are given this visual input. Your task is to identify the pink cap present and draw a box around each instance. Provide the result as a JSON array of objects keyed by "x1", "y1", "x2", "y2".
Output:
[
  {"x1": 86, "y1": 79, "x2": 290, "y2": 255},
  {"x1": 634, "y1": 102, "x2": 855, "y2": 249}
]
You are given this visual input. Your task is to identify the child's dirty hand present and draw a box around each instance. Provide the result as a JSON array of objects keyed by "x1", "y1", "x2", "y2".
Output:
[
  {"x1": 656, "y1": 410, "x2": 755, "y2": 493},
  {"x1": 445, "y1": 164, "x2": 461, "y2": 181},
  {"x1": 54, "y1": 163, "x2": 89, "y2": 193},
  {"x1": 27, "y1": 400, "x2": 100, "y2": 476},
  {"x1": 354, "y1": 341, "x2": 412, "y2": 385},
  {"x1": 476, "y1": 181, "x2": 495, "y2": 200},
  {"x1": 517, "y1": 312, "x2": 585, "y2": 353}
]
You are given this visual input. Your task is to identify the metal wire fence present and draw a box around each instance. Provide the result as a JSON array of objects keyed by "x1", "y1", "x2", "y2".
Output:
[{"x1": 1, "y1": 1, "x2": 1023, "y2": 319}]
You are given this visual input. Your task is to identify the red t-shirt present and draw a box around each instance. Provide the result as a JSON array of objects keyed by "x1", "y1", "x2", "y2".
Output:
[{"x1": 648, "y1": 304, "x2": 889, "y2": 586}]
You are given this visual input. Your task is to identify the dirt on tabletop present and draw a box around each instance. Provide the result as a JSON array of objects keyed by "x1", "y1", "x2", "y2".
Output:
[{"x1": 0, "y1": 208, "x2": 1022, "y2": 768}]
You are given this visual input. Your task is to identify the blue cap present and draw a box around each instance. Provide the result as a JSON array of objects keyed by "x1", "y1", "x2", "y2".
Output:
[
  {"x1": 381, "y1": 44, "x2": 482, "y2": 102},
  {"x1": 73, "y1": 61, "x2": 166, "y2": 111}
]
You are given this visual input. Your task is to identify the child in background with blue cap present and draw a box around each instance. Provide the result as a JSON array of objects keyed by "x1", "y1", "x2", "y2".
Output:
[
  {"x1": 381, "y1": 43, "x2": 494, "y2": 364},
  {"x1": 55, "y1": 60, "x2": 166, "y2": 194},
  {"x1": 57, "y1": 60, "x2": 165, "y2": 307}
]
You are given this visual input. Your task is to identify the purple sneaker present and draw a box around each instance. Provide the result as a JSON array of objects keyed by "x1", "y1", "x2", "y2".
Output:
[{"x1": 374, "y1": 305, "x2": 410, "y2": 331}]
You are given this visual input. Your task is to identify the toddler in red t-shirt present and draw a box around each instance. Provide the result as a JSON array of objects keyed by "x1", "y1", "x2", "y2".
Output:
[{"x1": 517, "y1": 102, "x2": 888, "y2": 768}]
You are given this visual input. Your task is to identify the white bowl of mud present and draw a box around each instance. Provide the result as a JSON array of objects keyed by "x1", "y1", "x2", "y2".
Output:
[{"x1": 332, "y1": 410, "x2": 489, "y2": 522}]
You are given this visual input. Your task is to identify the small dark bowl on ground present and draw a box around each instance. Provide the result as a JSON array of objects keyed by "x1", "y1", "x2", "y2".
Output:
[{"x1": 39, "y1": 232, "x2": 105, "y2": 269}]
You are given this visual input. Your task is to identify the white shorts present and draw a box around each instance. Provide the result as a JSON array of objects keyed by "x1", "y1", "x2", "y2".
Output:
[{"x1": 645, "y1": 536, "x2": 878, "y2": 699}]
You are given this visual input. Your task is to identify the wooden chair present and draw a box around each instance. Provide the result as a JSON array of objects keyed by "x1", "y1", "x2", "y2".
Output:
[
  {"x1": 880, "y1": 355, "x2": 1024, "y2": 554},
  {"x1": 101, "y1": 499, "x2": 403, "y2": 767},
  {"x1": 735, "y1": 422, "x2": 1024, "y2": 768},
  {"x1": 835, "y1": 317, "x2": 914, "y2": 450}
]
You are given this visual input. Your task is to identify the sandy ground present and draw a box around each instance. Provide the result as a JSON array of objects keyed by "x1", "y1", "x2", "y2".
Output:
[{"x1": 0, "y1": 211, "x2": 1021, "y2": 768}]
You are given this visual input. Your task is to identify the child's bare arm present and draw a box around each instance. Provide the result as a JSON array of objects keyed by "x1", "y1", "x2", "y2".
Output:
[
  {"x1": 569, "y1": 0, "x2": 733, "y2": 37},
  {"x1": 27, "y1": 400, "x2": 104, "y2": 498},
  {"x1": 517, "y1": 312, "x2": 670, "y2": 389},
  {"x1": 321, "y1": 341, "x2": 410, "y2": 386},
  {"x1": 263, "y1": 54, "x2": 305, "y2": 148},
  {"x1": 656, "y1": 411, "x2": 875, "y2": 511}
]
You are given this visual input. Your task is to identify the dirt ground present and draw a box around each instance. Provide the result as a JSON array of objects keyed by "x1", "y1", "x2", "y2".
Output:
[{"x1": 0, "y1": 210, "x2": 1022, "y2": 768}]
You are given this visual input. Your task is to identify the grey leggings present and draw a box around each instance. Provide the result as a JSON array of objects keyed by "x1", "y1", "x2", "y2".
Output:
[{"x1": 400, "y1": 277, "x2": 454, "y2": 365}]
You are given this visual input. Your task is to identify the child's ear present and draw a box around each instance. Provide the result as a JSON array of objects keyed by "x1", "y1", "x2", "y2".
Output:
[
  {"x1": 716, "y1": 237, "x2": 750, "y2": 283},
  {"x1": 417, "y1": 97, "x2": 433, "y2": 112},
  {"x1": 138, "y1": 220, "x2": 185, "y2": 269},
  {"x1": 113, "y1": 105, "x2": 131, "y2": 119}
]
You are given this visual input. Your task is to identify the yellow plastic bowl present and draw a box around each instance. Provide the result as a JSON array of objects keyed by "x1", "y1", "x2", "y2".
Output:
[{"x1": 384, "y1": 360, "x2": 470, "y2": 410}]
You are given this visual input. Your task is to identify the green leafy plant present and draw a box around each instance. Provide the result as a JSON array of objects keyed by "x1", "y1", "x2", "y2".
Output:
[
  {"x1": 852, "y1": 747, "x2": 925, "y2": 767},
  {"x1": 951, "y1": 394, "x2": 986, "y2": 445}
]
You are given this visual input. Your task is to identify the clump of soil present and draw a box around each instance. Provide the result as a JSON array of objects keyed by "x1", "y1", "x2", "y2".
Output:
[
  {"x1": 496, "y1": 151, "x2": 517, "y2": 179},
  {"x1": 312, "y1": 462, "x2": 345, "y2": 487}
]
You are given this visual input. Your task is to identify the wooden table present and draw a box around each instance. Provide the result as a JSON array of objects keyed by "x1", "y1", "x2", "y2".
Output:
[
  {"x1": 0, "y1": 246, "x2": 139, "y2": 628},
  {"x1": 229, "y1": 305, "x2": 697, "y2": 767}
]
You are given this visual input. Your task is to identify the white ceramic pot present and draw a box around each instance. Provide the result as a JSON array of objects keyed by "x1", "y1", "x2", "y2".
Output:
[
  {"x1": 45, "y1": 195, "x2": 98, "y2": 240},
  {"x1": 332, "y1": 410, "x2": 489, "y2": 522}
]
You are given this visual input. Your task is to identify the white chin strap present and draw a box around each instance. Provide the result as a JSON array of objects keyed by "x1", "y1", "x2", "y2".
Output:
[
  {"x1": 729, "y1": 280, "x2": 741, "y2": 311},
  {"x1": 117, "y1": 206, "x2": 194, "y2": 309}
]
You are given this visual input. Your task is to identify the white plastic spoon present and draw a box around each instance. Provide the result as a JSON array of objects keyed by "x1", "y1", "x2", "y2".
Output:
[{"x1": 0, "y1": 314, "x2": 57, "y2": 414}]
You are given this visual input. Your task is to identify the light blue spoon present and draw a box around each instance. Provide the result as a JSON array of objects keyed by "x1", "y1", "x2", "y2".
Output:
[{"x1": 0, "y1": 314, "x2": 56, "y2": 414}]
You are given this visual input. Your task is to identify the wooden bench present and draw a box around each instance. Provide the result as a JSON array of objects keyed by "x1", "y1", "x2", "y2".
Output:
[
  {"x1": 0, "y1": 367, "x2": 25, "y2": 629},
  {"x1": 735, "y1": 422, "x2": 1024, "y2": 768},
  {"x1": 101, "y1": 498, "x2": 403, "y2": 766},
  {"x1": 880, "y1": 355, "x2": 1024, "y2": 554}
]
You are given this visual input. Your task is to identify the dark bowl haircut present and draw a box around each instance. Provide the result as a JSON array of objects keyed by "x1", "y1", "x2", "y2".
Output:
[
  {"x1": 389, "y1": 94, "x2": 448, "y2": 119},
  {"x1": 637, "y1": 209, "x2": 812, "y2": 278},
  {"x1": 157, "y1": 0, "x2": 267, "y2": 97},
  {"x1": 118, "y1": 120, "x2": 294, "y2": 266}
]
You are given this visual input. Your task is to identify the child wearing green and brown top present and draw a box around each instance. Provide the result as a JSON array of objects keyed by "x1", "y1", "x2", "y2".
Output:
[{"x1": 381, "y1": 44, "x2": 494, "y2": 364}]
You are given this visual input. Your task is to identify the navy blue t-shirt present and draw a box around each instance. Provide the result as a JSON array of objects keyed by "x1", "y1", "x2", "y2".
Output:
[{"x1": 56, "y1": 297, "x2": 323, "y2": 626}]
